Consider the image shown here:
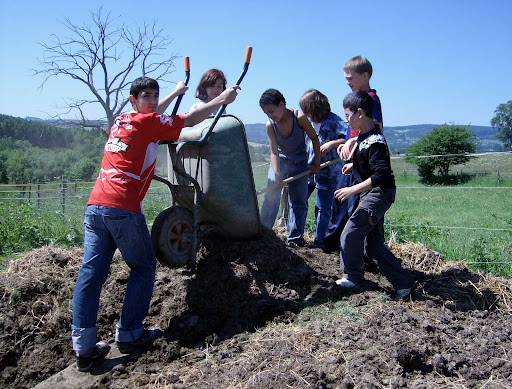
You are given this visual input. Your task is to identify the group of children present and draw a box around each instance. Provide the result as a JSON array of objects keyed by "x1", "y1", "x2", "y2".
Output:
[
  {"x1": 257, "y1": 56, "x2": 413, "y2": 299},
  {"x1": 70, "y1": 55, "x2": 414, "y2": 372}
]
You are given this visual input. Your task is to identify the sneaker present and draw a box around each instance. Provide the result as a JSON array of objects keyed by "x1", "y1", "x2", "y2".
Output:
[
  {"x1": 76, "y1": 341, "x2": 111, "y2": 372},
  {"x1": 395, "y1": 288, "x2": 412, "y2": 301},
  {"x1": 335, "y1": 277, "x2": 357, "y2": 288},
  {"x1": 309, "y1": 242, "x2": 326, "y2": 250},
  {"x1": 320, "y1": 245, "x2": 339, "y2": 254},
  {"x1": 117, "y1": 328, "x2": 163, "y2": 354}
]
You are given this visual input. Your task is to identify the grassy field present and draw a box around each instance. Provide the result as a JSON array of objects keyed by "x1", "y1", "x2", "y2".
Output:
[
  {"x1": 387, "y1": 154, "x2": 512, "y2": 276},
  {"x1": 1, "y1": 153, "x2": 511, "y2": 276},
  {"x1": 253, "y1": 153, "x2": 512, "y2": 277}
]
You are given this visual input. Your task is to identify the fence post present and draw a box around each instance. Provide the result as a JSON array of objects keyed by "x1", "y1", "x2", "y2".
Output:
[
  {"x1": 61, "y1": 178, "x2": 67, "y2": 217},
  {"x1": 37, "y1": 184, "x2": 41, "y2": 207},
  {"x1": 497, "y1": 168, "x2": 500, "y2": 186},
  {"x1": 28, "y1": 183, "x2": 31, "y2": 203}
]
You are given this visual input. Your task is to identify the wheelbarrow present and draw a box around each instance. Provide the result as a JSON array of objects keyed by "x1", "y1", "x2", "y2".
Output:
[{"x1": 151, "y1": 47, "x2": 260, "y2": 270}]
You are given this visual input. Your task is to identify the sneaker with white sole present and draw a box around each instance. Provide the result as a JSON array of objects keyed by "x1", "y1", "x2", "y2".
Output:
[
  {"x1": 335, "y1": 277, "x2": 357, "y2": 288},
  {"x1": 76, "y1": 341, "x2": 111, "y2": 372}
]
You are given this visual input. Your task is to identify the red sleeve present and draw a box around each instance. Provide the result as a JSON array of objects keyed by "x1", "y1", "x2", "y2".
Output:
[{"x1": 135, "y1": 113, "x2": 185, "y2": 142}]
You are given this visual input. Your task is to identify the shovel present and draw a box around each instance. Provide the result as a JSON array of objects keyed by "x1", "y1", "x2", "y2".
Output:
[
  {"x1": 256, "y1": 157, "x2": 341, "y2": 195},
  {"x1": 256, "y1": 140, "x2": 357, "y2": 196}
]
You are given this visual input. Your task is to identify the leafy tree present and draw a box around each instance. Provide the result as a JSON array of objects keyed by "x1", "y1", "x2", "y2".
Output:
[
  {"x1": 66, "y1": 159, "x2": 98, "y2": 180},
  {"x1": 491, "y1": 100, "x2": 512, "y2": 149},
  {"x1": 0, "y1": 115, "x2": 106, "y2": 183},
  {"x1": 0, "y1": 152, "x2": 7, "y2": 183},
  {"x1": 406, "y1": 124, "x2": 477, "y2": 183},
  {"x1": 5, "y1": 151, "x2": 32, "y2": 184},
  {"x1": 34, "y1": 8, "x2": 178, "y2": 131}
]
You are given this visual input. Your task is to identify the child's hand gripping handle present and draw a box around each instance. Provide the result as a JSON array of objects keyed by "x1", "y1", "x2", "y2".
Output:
[{"x1": 171, "y1": 56, "x2": 190, "y2": 116}]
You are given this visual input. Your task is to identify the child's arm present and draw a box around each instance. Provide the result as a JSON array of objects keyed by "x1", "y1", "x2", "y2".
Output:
[
  {"x1": 342, "y1": 162, "x2": 353, "y2": 175},
  {"x1": 338, "y1": 137, "x2": 357, "y2": 160},
  {"x1": 334, "y1": 177, "x2": 372, "y2": 203},
  {"x1": 156, "y1": 81, "x2": 189, "y2": 115},
  {"x1": 266, "y1": 122, "x2": 282, "y2": 183},
  {"x1": 297, "y1": 112, "x2": 320, "y2": 174},
  {"x1": 184, "y1": 86, "x2": 239, "y2": 127},
  {"x1": 321, "y1": 139, "x2": 345, "y2": 155}
]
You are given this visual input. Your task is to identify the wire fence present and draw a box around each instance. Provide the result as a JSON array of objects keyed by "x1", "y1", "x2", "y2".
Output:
[{"x1": 1, "y1": 151, "x2": 511, "y2": 273}]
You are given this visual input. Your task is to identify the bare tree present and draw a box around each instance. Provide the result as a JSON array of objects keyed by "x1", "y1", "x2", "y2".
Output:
[{"x1": 34, "y1": 8, "x2": 178, "y2": 132}]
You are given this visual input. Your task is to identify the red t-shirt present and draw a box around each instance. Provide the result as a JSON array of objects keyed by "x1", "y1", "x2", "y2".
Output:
[{"x1": 88, "y1": 112, "x2": 185, "y2": 213}]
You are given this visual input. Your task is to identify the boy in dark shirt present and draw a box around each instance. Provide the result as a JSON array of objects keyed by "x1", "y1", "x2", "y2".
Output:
[{"x1": 334, "y1": 91, "x2": 414, "y2": 299}]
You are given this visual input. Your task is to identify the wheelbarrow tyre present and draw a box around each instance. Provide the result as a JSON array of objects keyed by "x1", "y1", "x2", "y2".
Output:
[{"x1": 151, "y1": 205, "x2": 195, "y2": 268}]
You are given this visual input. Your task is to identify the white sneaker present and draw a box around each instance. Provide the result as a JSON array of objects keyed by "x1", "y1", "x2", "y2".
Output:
[{"x1": 335, "y1": 277, "x2": 356, "y2": 288}]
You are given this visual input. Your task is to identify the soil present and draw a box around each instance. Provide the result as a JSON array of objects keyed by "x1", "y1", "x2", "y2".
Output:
[{"x1": 1, "y1": 227, "x2": 512, "y2": 388}]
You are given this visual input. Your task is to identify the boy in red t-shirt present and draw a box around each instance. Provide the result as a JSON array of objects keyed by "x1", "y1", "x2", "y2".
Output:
[{"x1": 72, "y1": 76, "x2": 240, "y2": 372}]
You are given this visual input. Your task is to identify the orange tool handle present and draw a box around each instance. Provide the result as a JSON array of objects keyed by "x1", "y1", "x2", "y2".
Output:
[{"x1": 244, "y1": 47, "x2": 253, "y2": 64}]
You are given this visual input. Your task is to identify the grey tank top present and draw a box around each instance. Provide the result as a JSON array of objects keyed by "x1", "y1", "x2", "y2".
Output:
[{"x1": 271, "y1": 110, "x2": 307, "y2": 161}]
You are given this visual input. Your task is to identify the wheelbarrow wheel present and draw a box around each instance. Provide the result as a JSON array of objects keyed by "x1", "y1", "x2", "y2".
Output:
[{"x1": 151, "y1": 205, "x2": 195, "y2": 268}]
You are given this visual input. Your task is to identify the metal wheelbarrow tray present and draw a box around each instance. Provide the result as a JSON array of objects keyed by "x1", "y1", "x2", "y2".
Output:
[{"x1": 151, "y1": 114, "x2": 261, "y2": 269}]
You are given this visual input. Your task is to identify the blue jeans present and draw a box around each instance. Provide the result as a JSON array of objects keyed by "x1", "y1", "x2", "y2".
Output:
[
  {"x1": 261, "y1": 157, "x2": 309, "y2": 245},
  {"x1": 308, "y1": 175, "x2": 337, "y2": 245},
  {"x1": 339, "y1": 188, "x2": 414, "y2": 290},
  {"x1": 323, "y1": 172, "x2": 358, "y2": 250},
  {"x1": 71, "y1": 205, "x2": 157, "y2": 352}
]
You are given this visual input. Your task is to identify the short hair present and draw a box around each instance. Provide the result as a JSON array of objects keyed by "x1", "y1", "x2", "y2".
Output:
[
  {"x1": 343, "y1": 56, "x2": 373, "y2": 78},
  {"x1": 299, "y1": 89, "x2": 331, "y2": 123},
  {"x1": 130, "y1": 77, "x2": 159, "y2": 98},
  {"x1": 195, "y1": 69, "x2": 227, "y2": 102},
  {"x1": 259, "y1": 88, "x2": 286, "y2": 108},
  {"x1": 343, "y1": 90, "x2": 375, "y2": 118}
]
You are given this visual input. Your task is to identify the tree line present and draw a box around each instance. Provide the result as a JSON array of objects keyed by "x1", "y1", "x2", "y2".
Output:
[
  {"x1": 0, "y1": 114, "x2": 273, "y2": 185},
  {"x1": 0, "y1": 114, "x2": 105, "y2": 183}
]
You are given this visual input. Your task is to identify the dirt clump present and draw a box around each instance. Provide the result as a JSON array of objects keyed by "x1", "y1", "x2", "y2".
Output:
[{"x1": 1, "y1": 228, "x2": 511, "y2": 388}]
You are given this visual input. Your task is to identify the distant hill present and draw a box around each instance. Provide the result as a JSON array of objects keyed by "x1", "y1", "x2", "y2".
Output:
[
  {"x1": 243, "y1": 123, "x2": 504, "y2": 153},
  {"x1": 244, "y1": 123, "x2": 269, "y2": 144},
  {"x1": 20, "y1": 115, "x2": 505, "y2": 153}
]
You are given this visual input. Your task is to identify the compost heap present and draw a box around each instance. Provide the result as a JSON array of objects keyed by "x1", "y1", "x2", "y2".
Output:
[{"x1": 1, "y1": 227, "x2": 511, "y2": 388}]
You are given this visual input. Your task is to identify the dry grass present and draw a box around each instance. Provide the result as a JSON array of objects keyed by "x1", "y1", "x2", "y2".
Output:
[{"x1": 388, "y1": 237, "x2": 512, "y2": 314}]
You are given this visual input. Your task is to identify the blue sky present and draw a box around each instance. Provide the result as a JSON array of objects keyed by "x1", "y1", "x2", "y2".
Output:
[{"x1": 1, "y1": 0, "x2": 511, "y2": 127}]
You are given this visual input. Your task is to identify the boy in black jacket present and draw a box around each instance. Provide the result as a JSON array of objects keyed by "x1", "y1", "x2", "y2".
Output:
[{"x1": 334, "y1": 91, "x2": 414, "y2": 299}]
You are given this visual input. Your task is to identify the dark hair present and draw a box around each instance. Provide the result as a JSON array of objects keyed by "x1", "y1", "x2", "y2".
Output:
[
  {"x1": 343, "y1": 90, "x2": 375, "y2": 118},
  {"x1": 130, "y1": 77, "x2": 159, "y2": 98},
  {"x1": 343, "y1": 56, "x2": 373, "y2": 78},
  {"x1": 195, "y1": 69, "x2": 227, "y2": 102},
  {"x1": 299, "y1": 89, "x2": 331, "y2": 123},
  {"x1": 259, "y1": 88, "x2": 286, "y2": 108}
]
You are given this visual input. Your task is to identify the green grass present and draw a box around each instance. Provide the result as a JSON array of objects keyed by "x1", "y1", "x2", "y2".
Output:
[
  {"x1": 1, "y1": 153, "x2": 511, "y2": 277},
  {"x1": 253, "y1": 154, "x2": 512, "y2": 278},
  {"x1": 387, "y1": 155, "x2": 512, "y2": 277}
]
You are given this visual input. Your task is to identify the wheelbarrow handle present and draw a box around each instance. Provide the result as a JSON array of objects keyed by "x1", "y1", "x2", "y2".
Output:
[
  {"x1": 208, "y1": 46, "x2": 252, "y2": 127},
  {"x1": 171, "y1": 56, "x2": 191, "y2": 116},
  {"x1": 176, "y1": 46, "x2": 253, "y2": 155},
  {"x1": 235, "y1": 46, "x2": 252, "y2": 85}
]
